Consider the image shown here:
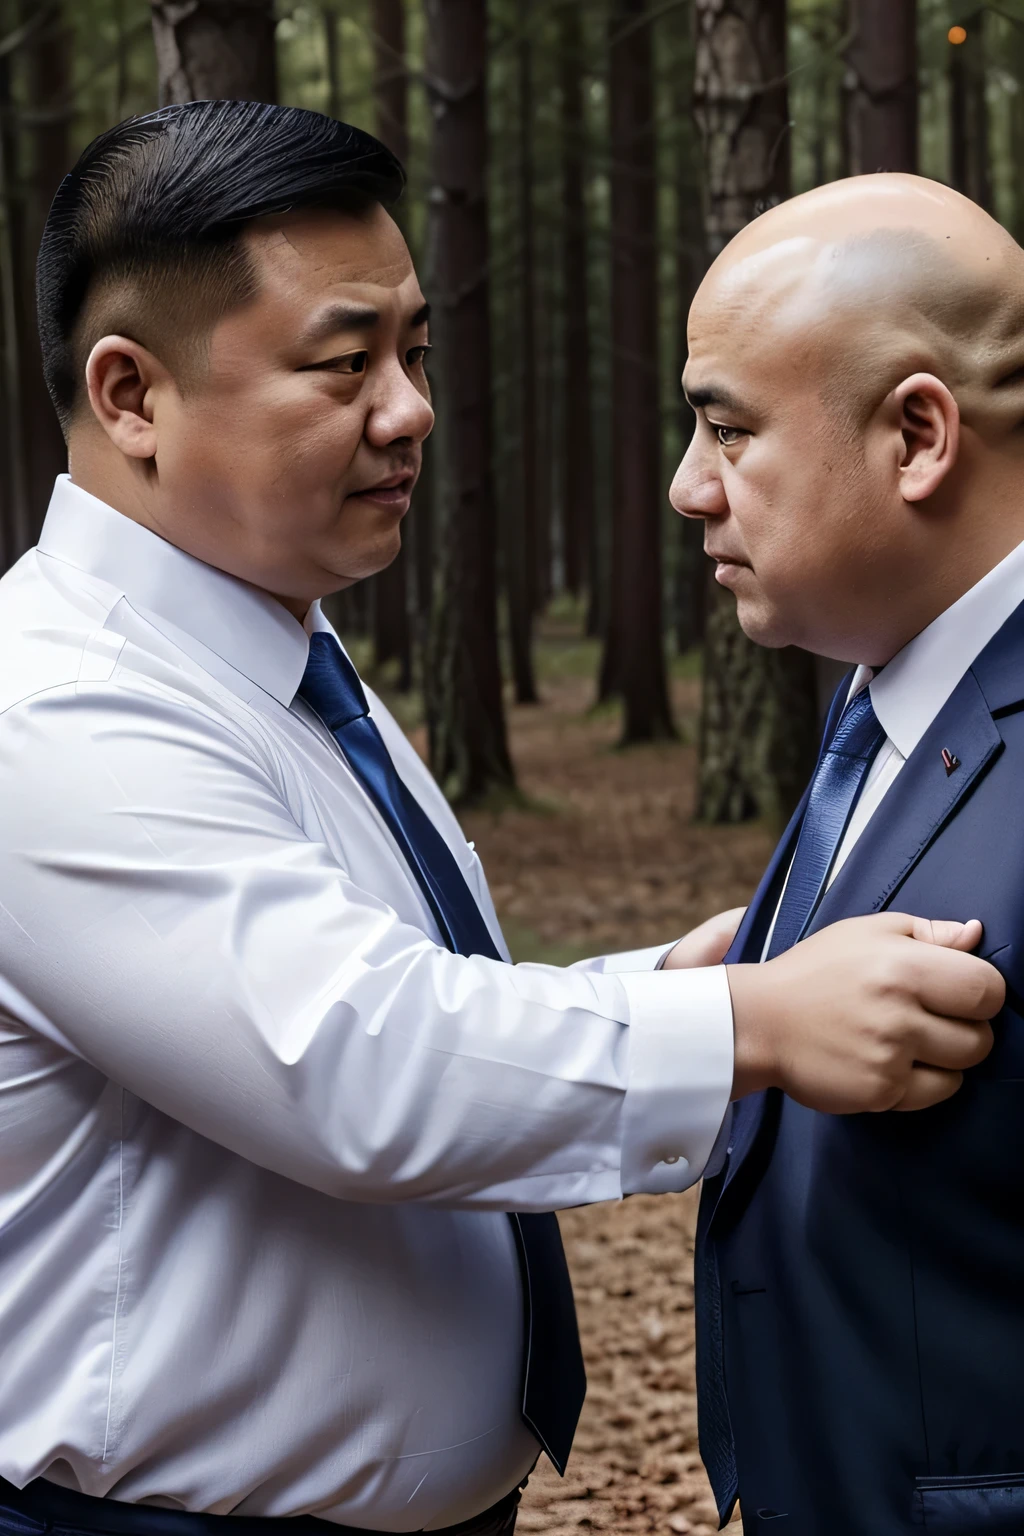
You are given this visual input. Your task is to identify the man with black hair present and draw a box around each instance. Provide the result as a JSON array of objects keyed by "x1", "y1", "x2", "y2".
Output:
[{"x1": 0, "y1": 102, "x2": 1001, "y2": 1536}]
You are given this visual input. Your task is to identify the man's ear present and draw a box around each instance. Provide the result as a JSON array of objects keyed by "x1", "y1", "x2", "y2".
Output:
[
  {"x1": 84, "y1": 335, "x2": 169, "y2": 460},
  {"x1": 894, "y1": 372, "x2": 960, "y2": 504}
]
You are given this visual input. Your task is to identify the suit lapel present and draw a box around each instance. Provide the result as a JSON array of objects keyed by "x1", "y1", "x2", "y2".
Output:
[
  {"x1": 712, "y1": 679, "x2": 851, "y2": 1199},
  {"x1": 706, "y1": 600, "x2": 1024, "y2": 1230},
  {"x1": 719, "y1": 659, "x2": 1002, "y2": 1205},
  {"x1": 808, "y1": 667, "x2": 1002, "y2": 933}
]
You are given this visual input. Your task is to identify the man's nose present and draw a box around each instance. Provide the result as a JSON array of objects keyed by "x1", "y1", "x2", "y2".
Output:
[
  {"x1": 366, "y1": 364, "x2": 435, "y2": 448},
  {"x1": 669, "y1": 436, "x2": 729, "y2": 520}
]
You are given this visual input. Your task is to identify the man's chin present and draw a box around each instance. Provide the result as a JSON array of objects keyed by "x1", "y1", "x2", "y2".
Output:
[
  {"x1": 329, "y1": 531, "x2": 403, "y2": 586},
  {"x1": 732, "y1": 598, "x2": 793, "y2": 650}
]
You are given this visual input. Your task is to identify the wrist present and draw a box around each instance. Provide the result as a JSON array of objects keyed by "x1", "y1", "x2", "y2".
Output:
[{"x1": 726, "y1": 963, "x2": 782, "y2": 1099}]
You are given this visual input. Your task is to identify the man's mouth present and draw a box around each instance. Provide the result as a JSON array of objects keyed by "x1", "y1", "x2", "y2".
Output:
[
  {"x1": 348, "y1": 472, "x2": 416, "y2": 507},
  {"x1": 707, "y1": 552, "x2": 752, "y2": 586}
]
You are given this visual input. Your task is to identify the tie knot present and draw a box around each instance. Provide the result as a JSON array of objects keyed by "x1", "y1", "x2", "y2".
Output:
[
  {"x1": 829, "y1": 686, "x2": 884, "y2": 761},
  {"x1": 298, "y1": 632, "x2": 369, "y2": 731}
]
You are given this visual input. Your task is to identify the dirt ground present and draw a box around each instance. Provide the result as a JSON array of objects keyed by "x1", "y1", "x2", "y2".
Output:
[{"x1": 400, "y1": 653, "x2": 772, "y2": 1535}]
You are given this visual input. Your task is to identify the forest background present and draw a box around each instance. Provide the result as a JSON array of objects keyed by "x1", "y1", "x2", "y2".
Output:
[
  {"x1": 4, "y1": 0, "x2": 1009, "y2": 824},
  {"x1": 0, "y1": 1, "x2": 1012, "y2": 1530}
]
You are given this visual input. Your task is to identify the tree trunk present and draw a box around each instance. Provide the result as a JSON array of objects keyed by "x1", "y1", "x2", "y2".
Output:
[
  {"x1": 410, "y1": 431, "x2": 436, "y2": 679},
  {"x1": 0, "y1": 30, "x2": 29, "y2": 570},
  {"x1": 672, "y1": 15, "x2": 705, "y2": 656},
  {"x1": 322, "y1": 4, "x2": 342, "y2": 120},
  {"x1": 700, "y1": 581, "x2": 820, "y2": 824},
  {"x1": 693, "y1": 0, "x2": 819, "y2": 824},
  {"x1": 21, "y1": 2, "x2": 69, "y2": 531},
  {"x1": 1010, "y1": 21, "x2": 1024, "y2": 245},
  {"x1": 149, "y1": 0, "x2": 277, "y2": 104},
  {"x1": 843, "y1": 0, "x2": 917, "y2": 174},
  {"x1": 533, "y1": 250, "x2": 553, "y2": 611},
  {"x1": 558, "y1": 0, "x2": 594, "y2": 604},
  {"x1": 507, "y1": 0, "x2": 539, "y2": 705},
  {"x1": 371, "y1": 0, "x2": 407, "y2": 160},
  {"x1": 599, "y1": 0, "x2": 674, "y2": 743},
  {"x1": 837, "y1": 0, "x2": 852, "y2": 177},
  {"x1": 369, "y1": 0, "x2": 413, "y2": 690},
  {"x1": 423, "y1": 0, "x2": 515, "y2": 802},
  {"x1": 949, "y1": 15, "x2": 990, "y2": 211}
]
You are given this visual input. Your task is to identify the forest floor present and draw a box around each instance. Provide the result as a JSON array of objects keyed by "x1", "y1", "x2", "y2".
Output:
[{"x1": 362, "y1": 605, "x2": 774, "y2": 1535}]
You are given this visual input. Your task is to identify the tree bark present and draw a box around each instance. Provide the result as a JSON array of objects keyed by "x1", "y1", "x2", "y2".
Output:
[
  {"x1": 693, "y1": 0, "x2": 819, "y2": 824},
  {"x1": 322, "y1": 5, "x2": 342, "y2": 120},
  {"x1": 598, "y1": 0, "x2": 674, "y2": 743},
  {"x1": 410, "y1": 431, "x2": 436, "y2": 677},
  {"x1": 371, "y1": 0, "x2": 407, "y2": 161},
  {"x1": 949, "y1": 15, "x2": 990, "y2": 211},
  {"x1": 694, "y1": 0, "x2": 791, "y2": 259},
  {"x1": 558, "y1": 0, "x2": 594, "y2": 604},
  {"x1": 507, "y1": 0, "x2": 539, "y2": 705},
  {"x1": 149, "y1": 0, "x2": 277, "y2": 104},
  {"x1": 423, "y1": 0, "x2": 515, "y2": 802},
  {"x1": 672, "y1": 10, "x2": 705, "y2": 655},
  {"x1": 21, "y1": 2, "x2": 69, "y2": 531},
  {"x1": 699, "y1": 581, "x2": 820, "y2": 824},
  {"x1": 843, "y1": 0, "x2": 917, "y2": 174},
  {"x1": 533, "y1": 251, "x2": 552, "y2": 611},
  {"x1": 1011, "y1": 22, "x2": 1024, "y2": 245},
  {"x1": 0, "y1": 30, "x2": 29, "y2": 570},
  {"x1": 369, "y1": 0, "x2": 413, "y2": 690}
]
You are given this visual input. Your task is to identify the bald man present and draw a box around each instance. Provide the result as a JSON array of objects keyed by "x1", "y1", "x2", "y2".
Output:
[{"x1": 676, "y1": 176, "x2": 1024, "y2": 1535}]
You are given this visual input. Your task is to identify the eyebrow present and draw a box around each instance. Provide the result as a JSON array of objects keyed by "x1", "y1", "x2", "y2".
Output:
[
  {"x1": 298, "y1": 299, "x2": 431, "y2": 350},
  {"x1": 683, "y1": 381, "x2": 747, "y2": 412}
]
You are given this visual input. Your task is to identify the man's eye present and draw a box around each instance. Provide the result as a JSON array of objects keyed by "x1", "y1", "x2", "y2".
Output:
[
  {"x1": 406, "y1": 344, "x2": 432, "y2": 368},
  {"x1": 715, "y1": 424, "x2": 745, "y2": 447},
  {"x1": 301, "y1": 350, "x2": 369, "y2": 375},
  {"x1": 333, "y1": 351, "x2": 368, "y2": 375}
]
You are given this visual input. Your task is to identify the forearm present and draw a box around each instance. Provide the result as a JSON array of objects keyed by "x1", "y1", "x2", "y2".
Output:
[{"x1": 0, "y1": 692, "x2": 734, "y2": 1210}]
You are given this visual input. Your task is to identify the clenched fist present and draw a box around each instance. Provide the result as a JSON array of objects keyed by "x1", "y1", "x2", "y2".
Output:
[{"x1": 727, "y1": 913, "x2": 1003, "y2": 1113}]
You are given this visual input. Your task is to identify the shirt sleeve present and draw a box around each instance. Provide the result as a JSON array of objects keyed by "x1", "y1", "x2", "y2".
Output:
[
  {"x1": 0, "y1": 684, "x2": 733, "y2": 1211},
  {"x1": 573, "y1": 943, "x2": 679, "y2": 974}
]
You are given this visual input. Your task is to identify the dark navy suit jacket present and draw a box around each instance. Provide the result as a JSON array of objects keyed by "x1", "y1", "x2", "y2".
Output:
[{"x1": 696, "y1": 596, "x2": 1024, "y2": 1536}]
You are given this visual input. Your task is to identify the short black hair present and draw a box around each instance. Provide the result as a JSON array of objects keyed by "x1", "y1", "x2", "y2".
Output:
[{"x1": 36, "y1": 100, "x2": 405, "y2": 433}]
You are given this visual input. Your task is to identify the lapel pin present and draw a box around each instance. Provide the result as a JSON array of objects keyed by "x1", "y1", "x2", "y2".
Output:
[{"x1": 941, "y1": 748, "x2": 961, "y2": 776}]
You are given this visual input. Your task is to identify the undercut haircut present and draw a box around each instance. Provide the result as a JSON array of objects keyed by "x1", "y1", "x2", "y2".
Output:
[{"x1": 36, "y1": 100, "x2": 405, "y2": 434}]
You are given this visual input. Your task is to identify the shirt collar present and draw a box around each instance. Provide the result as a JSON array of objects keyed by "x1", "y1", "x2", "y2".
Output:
[
  {"x1": 847, "y1": 536, "x2": 1024, "y2": 758},
  {"x1": 36, "y1": 475, "x2": 315, "y2": 707}
]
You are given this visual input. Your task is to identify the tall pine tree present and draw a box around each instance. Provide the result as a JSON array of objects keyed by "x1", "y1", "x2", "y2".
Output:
[
  {"x1": 423, "y1": 0, "x2": 515, "y2": 801},
  {"x1": 693, "y1": 0, "x2": 819, "y2": 824},
  {"x1": 599, "y1": 0, "x2": 675, "y2": 744}
]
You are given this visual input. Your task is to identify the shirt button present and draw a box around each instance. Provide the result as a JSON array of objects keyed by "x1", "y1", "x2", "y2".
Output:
[{"x1": 662, "y1": 1154, "x2": 681, "y2": 1165}]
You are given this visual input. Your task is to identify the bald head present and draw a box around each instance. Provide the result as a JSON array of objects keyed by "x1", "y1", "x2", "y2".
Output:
[
  {"x1": 673, "y1": 175, "x2": 1024, "y2": 666},
  {"x1": 699, "y1": 175, "x2": 1024, "y2": 438}
]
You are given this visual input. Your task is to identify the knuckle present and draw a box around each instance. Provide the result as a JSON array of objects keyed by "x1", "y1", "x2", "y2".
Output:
[
  {"x1": 968, "y1": 1022, "x2": 995, "y2": 1065},
  {"x1": 865, "y1": 1063, "x2": 903, "y2": 1110},
  {"x1": 867, "y1": 954, "x2": 908, "y2": 1004},
  {"x1": 962, "y1": 959, "x2": 1004, "y2": 1017}
]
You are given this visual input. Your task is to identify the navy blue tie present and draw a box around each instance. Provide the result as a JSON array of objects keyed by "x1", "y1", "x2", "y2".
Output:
[
  {"x1": 766, "y1": 685, "x2": 887, "y2": 959},
  {"x1": 298, "y1": 631, "x2": 585, "y2": 1474}
]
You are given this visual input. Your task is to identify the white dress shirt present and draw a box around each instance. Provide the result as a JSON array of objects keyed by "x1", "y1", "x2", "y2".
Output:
[
  {"x1": 833, "y1": 537, "x2": 1024, "y2": 878},
  {"x1": 704, "y1": 535, "x2": 1024, "y2": 1177},
  {"x1": 0, "y1": 477, "x2": 734, "y2": 1531}
]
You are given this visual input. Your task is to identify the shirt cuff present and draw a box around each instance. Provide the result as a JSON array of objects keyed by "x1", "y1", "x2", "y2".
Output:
[
  {"x1": 580, "y1": 942, "x2": 679, "y2": 975},
  {"x1": 616, "y1": 965, "x2": 735, "y2": 1195}
]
